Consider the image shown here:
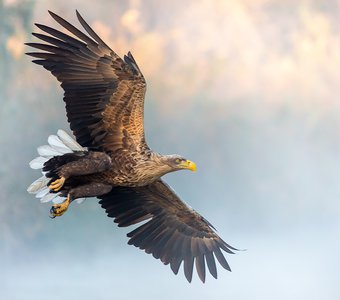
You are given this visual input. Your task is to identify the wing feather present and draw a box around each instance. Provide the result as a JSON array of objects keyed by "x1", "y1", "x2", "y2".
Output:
[
  {"x1": 170, "y1": 256, "x2": 182, "y2": 275},
  {"x1": 99, "y1": 180, "x2": 237, "y2": 282},
  {"x1": 26, "y1": 11, "x2": 148, "y2": 153}
]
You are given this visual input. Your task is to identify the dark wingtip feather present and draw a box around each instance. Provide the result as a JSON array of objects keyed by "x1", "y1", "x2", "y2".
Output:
[
  {"x1": 48, "y1": 11, "x2": 64, "y2": 24},
  {"x1": 214, "y1": 247, "x2": 231, "y2": 272},
  {"x1": 205, "y1": 251, "x2": 217, "y2": 279},
  {"x1": 34, "y1": 23, "x2": 53, "y2": 33},
  {"x1": 170, "y1": 257, "x2": 182, "y2": 275},
  {"x1": 25, "y1": 52, "x2": 38, "y2": 57},
  {"x1": 75, "y1": 9, "x2": 85, "y2": 24},
  {"x1": 30, "y1": 59, "x2": 46, "y2": 66},
  {"x1": 195, "y1": 255, "x2": 206, "y2": 283},
  {"x1": 183, "y1": 256, "x2": 194, "y2": 283},
  {"x1": 220, "y1": 239, "x2": 240, "y2": 253},
  {"x1": 34, "y1": 23, "x2": 43, "y2": 29},
  {"x1": 31, "y1": 32, "x2": 42, "y2": 37},
  {"x1": 75, "y1": 9, "x2": 102, "y2": 43},
  {"x1": 75, "y1": 9, "x2": 82, "y2": 18},
  {"x1": 48, "y1": 10, "x2": 57, "y2": 18}
]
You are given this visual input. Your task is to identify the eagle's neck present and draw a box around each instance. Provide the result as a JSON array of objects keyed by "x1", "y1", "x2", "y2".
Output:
[
  {"x1": 149, "y1": 152, "x2": 174, "y2": 175},
  {"x1": 134, "y1": 152, "x2": 176, "y2": 184}
]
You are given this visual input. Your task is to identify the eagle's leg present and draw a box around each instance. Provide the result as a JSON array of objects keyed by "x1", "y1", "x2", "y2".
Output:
[
  {"x1": 50, "y1": 182, "x2": 112, "y2": 218},
  {"x1": 49, "y1": 151, "x2": 112, "y2": 192}
]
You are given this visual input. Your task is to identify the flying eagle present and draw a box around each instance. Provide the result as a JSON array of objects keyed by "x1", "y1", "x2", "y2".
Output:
[{"x1": 26, "y1": 11, "x2": 237, "y2": 283}]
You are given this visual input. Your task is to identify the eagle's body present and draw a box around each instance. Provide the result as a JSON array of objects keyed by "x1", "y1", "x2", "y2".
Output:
[
  {"x1": 99, "y1": 153, "x2": 183, "y2": 187},
  {"x1": 26, "y1": 10, "x2": 237, "y2": 283},
  {"x1": 48, "y1": 150, "x2": 181, "y2": 188}
]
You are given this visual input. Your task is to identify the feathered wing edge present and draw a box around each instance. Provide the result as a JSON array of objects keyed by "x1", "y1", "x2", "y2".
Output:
[
  {"x1": 27, "y1": 130, "x2": 87, "y2": 204},
  {"x1": 99, "y1": 180, "x2": 238, "y2": 283},
  {"x1": 25, "y1": 10, "x2": 147, "y2": 153}
]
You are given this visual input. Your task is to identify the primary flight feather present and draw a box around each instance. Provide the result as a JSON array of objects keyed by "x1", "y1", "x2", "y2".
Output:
[{"x1": 26, "y1": 10, "x2": 237, "y2": 283}]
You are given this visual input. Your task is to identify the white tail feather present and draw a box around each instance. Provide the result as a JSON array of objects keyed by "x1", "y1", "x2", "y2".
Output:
[
  {"x1": 53, "y1": 196, "x2": 67, "y2": 204},
  {"x1": 37, "y1": 145, "x2": 63, "y2": 157},
  {"x1": 28, "y1": 130, "x2": 87, "y2": 205},
  {"x1": 48, "y1": 135, "x2": 72, "y2": 153},
  {"x1": 57, "y1": 129, "x2": 85, "y2": 151},
  {"x1": 29, "y1": 157, "x2": 49, "y2": 169},
  {"x1": 41, "y1": 192, "x2": 59, "y2": 203},
  {"x1": 35, "y1": 186, "x2": 49, "y2": 198},
  {"x1": 27, "y1": 176, "x2": 50, "y2": 193}
]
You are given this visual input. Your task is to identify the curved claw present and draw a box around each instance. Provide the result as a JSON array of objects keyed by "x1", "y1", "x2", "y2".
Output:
[
  {"x1": 49, "y1": 195, "x2": 70, "y2": 218},
  {"x1": 49, "y1": 177, "x2": 65, "y2": 192}
]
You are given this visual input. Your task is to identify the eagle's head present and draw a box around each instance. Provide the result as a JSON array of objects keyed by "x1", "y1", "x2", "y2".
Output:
[{"x1": 163, "y1": 155, "x2": 197, "y2": 172}]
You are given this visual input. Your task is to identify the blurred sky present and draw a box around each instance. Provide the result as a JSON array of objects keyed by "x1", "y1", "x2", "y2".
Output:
[{"x1": 1, "y1": 0, "x2": 340, "y2": 299}]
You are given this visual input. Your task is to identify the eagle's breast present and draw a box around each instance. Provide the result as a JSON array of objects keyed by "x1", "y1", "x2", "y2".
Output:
[{"x1": 96, "y1": 151, "x2": 171, "y2": 187}]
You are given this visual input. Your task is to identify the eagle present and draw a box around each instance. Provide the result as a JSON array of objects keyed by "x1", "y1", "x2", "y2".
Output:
[{"x1": 26, "y1": 10, "x2": 237, "y2": 283}]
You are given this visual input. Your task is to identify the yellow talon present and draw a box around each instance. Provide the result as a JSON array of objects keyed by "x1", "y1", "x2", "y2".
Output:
[
  {"x1": 50, "y1": 195, "x2": 71, "y2": 218},
  {"x1": 49, "y1": 177, "x2": 65, "y2": 192}
]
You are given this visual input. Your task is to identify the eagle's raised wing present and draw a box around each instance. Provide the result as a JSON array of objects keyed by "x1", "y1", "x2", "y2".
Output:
[
  {"x1": 99, "y1": 180, "x2": 237, "y2": 283},
  {"x1": 26, "y1": 11, "x2": 148, "y2": 153}
]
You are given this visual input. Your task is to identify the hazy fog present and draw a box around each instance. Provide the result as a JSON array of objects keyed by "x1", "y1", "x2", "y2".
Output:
[{"x1": 1, "y1": 0, "x2": 340, "y2": 299}]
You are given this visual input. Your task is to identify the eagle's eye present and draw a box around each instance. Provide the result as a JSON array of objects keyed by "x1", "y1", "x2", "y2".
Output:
[{"x1": 175, "y1": 158, "x2": 181, "y2": 164}]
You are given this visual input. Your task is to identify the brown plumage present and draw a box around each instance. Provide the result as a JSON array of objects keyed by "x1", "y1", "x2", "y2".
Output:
[{"x1": 26, "y1": 10, "x2": 237, "y2": 283}]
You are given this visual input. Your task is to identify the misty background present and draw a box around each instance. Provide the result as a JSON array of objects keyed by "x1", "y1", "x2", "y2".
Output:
[{"x1": 1, "y1": 0, "x2": 340, "y2": 299}]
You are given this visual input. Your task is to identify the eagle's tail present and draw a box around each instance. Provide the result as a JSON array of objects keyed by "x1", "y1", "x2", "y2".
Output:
[{"x1": 27, "y1": 130, "x2": 87, "y2": 204}]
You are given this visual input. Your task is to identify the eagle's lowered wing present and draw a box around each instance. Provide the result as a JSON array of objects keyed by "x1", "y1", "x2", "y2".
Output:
[
  {"x1": 99, "y1": 180, "x2": 237, "y2": 283},
  {"x1": 26, "y1": 11, "x2": 148, "y2": 154}
]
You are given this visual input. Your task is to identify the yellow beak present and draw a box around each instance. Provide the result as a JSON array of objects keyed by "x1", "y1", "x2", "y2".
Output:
[{"x1": 180, "y1": 160, "x2": 197, "y2": 172}]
